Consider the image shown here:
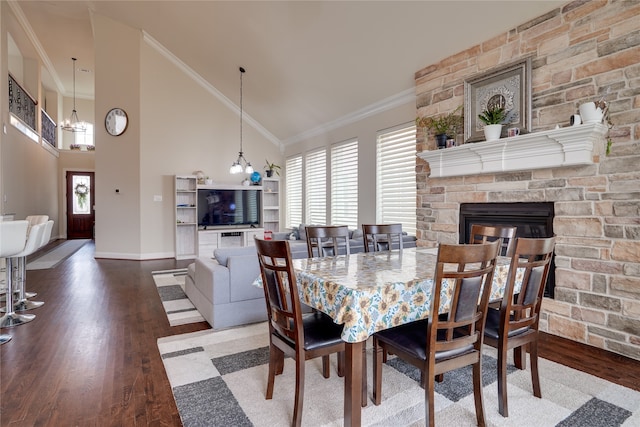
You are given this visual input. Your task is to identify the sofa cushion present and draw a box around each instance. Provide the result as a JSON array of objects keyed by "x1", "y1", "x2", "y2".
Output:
[{"x1": 214, "y1": 246, "x2": 257, "y2": 266}]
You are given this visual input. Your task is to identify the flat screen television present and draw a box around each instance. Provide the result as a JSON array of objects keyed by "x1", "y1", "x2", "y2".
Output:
[{"x1": 197, "y1": 188, "x2": 262, "y2": 229}]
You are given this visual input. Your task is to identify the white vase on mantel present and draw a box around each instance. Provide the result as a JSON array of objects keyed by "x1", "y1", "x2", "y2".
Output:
[
  {"x1": 483, "y1": 124, "x2": 503, "y2": 141},
  {"x1": 578, "y1": 102, "x2": 605, "y2": 124}
]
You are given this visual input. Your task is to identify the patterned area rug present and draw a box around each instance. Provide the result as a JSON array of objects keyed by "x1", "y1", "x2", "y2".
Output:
[
  {"x1": 158, "y1": 322, "x2": 640, "y2": 426},
  {"x1": 152, "y1": 269, "x2": 205, "y2": 326}
]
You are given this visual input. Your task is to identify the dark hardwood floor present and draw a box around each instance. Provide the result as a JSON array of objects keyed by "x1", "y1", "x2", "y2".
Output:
[{"x1": 1, "y1": 241, "x2": 638, "y2": 425}]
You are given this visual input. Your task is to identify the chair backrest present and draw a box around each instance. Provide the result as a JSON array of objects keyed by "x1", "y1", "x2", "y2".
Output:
[
  {"x1": 362, "y1": 223, "x2": 403, "y2": 252},
  {"x1": 16, "y1": 222, "x2": 47, "y2": 257},
  {"x1": 499, "y1": 237, "x2": 556, "y2": 334},
  {"x1": 0, "y1": 221, "x2": 29, "y2": 257},
  {"x1": 305, "y1": 225, "x2": 350, "y2": 257},
  {"x1": 470, "y1": 224, "x2": 517, "y2": 257},
  {"x1": 25, "y1": 215, "x2": 49, "y2": 226},
  {"x1": 39, "y1": 220, "x2": 55, "y2": 249},
  {"x1": 25, "y1": 215, "x2": 49, "y2": 237},
  {"x1": 428, "y1": 241, "x2": 500, "y2": 355},
  {"x1": 255, "y1": 238, "x2": 304, "y2": 346}
]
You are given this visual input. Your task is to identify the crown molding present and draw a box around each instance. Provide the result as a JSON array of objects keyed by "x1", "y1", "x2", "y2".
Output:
[{"x1": 283, "y1": 88, "x2": 415, "y2": 146}]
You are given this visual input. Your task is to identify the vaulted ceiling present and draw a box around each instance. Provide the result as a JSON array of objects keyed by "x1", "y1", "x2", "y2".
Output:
[{"x1": 11, "y1": 0, "x2": 564, "y2": 145}]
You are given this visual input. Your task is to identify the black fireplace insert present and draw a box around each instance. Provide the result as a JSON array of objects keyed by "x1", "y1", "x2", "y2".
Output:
[{"x1": 459, "y1": 202, "x2": 556, "y2": 297}]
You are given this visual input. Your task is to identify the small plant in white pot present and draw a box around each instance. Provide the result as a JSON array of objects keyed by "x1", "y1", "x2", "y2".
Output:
[{"x1": 478, "y1": 106, "x2": 507, "y2": 141}]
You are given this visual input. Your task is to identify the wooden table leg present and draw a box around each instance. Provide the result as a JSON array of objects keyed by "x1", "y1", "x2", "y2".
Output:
[{"x1": 344, "y1": 341, "x2": 364, "y2": 427}]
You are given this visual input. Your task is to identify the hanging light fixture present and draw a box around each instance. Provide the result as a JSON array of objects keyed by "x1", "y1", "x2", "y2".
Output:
[
  {"x1": 230, "y1": 66, "x2": 253, "y2": 174},
  {"x1": 60, "y1": 57, "x2": 86, "y2": 133}
]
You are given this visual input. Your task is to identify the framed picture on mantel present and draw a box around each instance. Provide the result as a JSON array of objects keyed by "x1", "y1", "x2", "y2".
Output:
[{"x1": 464, "y1": 57, "x2": 532, "y2": 143}]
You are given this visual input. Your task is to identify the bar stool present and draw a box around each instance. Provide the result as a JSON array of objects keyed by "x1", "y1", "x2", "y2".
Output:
[
  {"x1": 11, "y1": 222, "x2": 47, "y2": 312},
  {"x1": 0, "y1": 220, "x2": 30, "y2": 343},
  {"x1": 14, "y1": 220, "x2": 53, "y2": 308},
  {"x1": 23, "y1": 215, "x2": 48, "y2": 299}
]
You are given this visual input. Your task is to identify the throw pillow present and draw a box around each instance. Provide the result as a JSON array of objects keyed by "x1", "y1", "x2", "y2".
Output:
[
  {"x1": 351, "y1": 228, "x2": 363, "y2": 240},
  {"x1": 298, "y1": 223, "x2": 308, "y2": 241}
]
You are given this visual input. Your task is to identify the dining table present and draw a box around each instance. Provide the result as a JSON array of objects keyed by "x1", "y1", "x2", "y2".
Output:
[{"x1": 289, "y1": 246, "x2": 523, "y2": 427}]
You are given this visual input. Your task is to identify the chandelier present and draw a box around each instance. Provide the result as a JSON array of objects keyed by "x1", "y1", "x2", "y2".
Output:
[
  {"x1": 60, "y1": 57, "x2": 86, "y2": 133},
  {"x1": 229, "y1": 66, "x2": 253, "y2": 174}
]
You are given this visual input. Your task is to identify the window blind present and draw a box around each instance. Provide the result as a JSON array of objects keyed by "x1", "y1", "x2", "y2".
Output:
[
  {"x1": 285, "y1": 155, "x2": 303, "y2": 229},
  {"x1": 376, "y1": 124, "x2": 417, "y2": 235},
  {"x1": 305, "y1": 148, "x2": 327, "y2": 225},
  {"x1": 331, "y1": 140, "x2": 358, "y2": 228}
]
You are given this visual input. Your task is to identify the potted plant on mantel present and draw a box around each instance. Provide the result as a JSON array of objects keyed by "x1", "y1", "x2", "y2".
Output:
[
  {"x1": 416, "y1": 106, "x2": 463, "y2": 149},
  {"x1": 478, "y1": 105, "x2": 508, "y2": 141},
  {"x1": 264, "y1": 160, "x2": 281, "y2": 178}
]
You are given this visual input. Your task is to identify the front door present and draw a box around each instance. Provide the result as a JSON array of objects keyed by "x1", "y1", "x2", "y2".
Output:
[{"x1": 66, "y1": 171, "x2": 95, "y2": 239}]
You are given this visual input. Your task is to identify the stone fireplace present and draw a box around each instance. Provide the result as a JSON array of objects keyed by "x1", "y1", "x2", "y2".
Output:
[{"x1": 413, "y1": 1, "x2": 640, "y2": 361}]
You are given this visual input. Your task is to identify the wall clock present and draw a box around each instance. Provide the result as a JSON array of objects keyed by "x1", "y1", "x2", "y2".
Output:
[{"x1": 105, "y1": 107, "x2": 128, "y2": 136}]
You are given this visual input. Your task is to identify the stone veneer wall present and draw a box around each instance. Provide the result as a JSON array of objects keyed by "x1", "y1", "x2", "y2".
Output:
[{"x1": 415, "y1": 0, "x2": 640, "y2": 360}]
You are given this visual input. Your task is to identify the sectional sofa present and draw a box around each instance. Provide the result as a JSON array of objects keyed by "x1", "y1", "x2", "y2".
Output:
[{"x1": 184, "y1": 226, "x2": 417, "y2": 330}]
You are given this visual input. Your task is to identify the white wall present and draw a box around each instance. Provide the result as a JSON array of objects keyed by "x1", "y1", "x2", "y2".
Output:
[{"x1": 93, "y1": 13, "x2": 282, "y2": 259}]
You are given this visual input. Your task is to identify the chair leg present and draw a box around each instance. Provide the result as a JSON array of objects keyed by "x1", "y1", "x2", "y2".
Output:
[
  {"x1": 497, "y1": 345, "x2": 509, "y2": 417},
  {"x1": 372, "y1": 339, "x2": 383, "y2": 405},
  {"x1": 13, "y1": 257, "x2": 44, "y2": 312},
  {"x1": 337, "y1": 351, "x2": 345, "y2": 377},
  {"x1": 292, "y1": 356, "x2": 305, "y2": 427},
  {"x1": 530, "y1": 340, "x2": 542, "y2": 398},
  {"x1": 472, "y1": 358, "x2": 487, "y2": 427},
  {"x1": 514, "y1": 344, "x2": 525, "y2": 370},
  {"x1": 424, "y1": 369, "x2": 436, "y2": 427},
  {"x1": 322, "y1": 355, "x2": 330, "y2": 378},
  {"x1": 0, "y1": 258, "x2": 35, "y2": 328},
  {"x1": 266, "y1": 344, "x2": 280, "y2": 399}
]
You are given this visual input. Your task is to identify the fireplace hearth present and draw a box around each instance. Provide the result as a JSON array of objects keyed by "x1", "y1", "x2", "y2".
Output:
[{"x1": 459, "y1": 202, "x2": 555, "y2": 297}]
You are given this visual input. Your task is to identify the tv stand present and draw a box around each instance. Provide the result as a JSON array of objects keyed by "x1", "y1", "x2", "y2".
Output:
[{"x1": 198, "y1": 227, "x2": 264, "y2": 257}]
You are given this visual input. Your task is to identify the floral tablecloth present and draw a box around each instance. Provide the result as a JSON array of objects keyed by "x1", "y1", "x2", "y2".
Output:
[{"x1": 291, "y1": 247, "x2": 522, "y2": 343}]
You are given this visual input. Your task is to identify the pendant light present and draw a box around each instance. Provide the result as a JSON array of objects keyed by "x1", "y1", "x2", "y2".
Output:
[
  {"x1": 61, "y1": 57, "x2": 86, "y2": 133},
  {"x1": 230, "y1": 66, "x2": 253, "y2": 174}
]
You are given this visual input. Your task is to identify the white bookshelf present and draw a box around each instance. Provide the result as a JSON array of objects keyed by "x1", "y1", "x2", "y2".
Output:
[
  {"x1": 262, "y1": 177, "x2": 280, "y2": 233},
  {"x1": 174, "y1": 175, "x2": 198, "y2": 260}
]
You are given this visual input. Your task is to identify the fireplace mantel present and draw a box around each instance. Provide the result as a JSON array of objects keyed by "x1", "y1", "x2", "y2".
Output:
[{"x1": 418, "y1": 123, "x2": 608, "y2": 178}]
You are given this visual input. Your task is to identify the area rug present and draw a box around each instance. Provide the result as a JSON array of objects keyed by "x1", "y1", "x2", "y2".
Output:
[
  {"x1": 152, "y1": 269, "x2": 205, "y2": 326},
  {"x1": 157, "y1": 322, "x2": 640, "y2": 426},
  {"x1": 26, "y1": 239, "x2": 91, "y2": 270}
]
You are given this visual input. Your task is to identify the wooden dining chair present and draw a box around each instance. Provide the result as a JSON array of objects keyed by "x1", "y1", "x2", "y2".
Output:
[
  {"x1": 470, "y1": 224, "x2": 517, "y2": 257},
  {"x1": 305, "y1": 225, "x2": 350, "y2": 257},
  {"x1": 255, "y1": 238, "x2": 363, "y2": 426},
  {"x1": 362, "y1": 223, "x2": 403, "y2": 252},
  {"x1": 483, "y1": 236, "x2": 555, "y2": 417},
  {"x1": 372, "y1": 240, "x2": 500, "y2": 427}
]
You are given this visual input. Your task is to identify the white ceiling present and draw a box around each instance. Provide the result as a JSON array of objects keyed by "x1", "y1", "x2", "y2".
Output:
[{"x1": 12, "y1": 0, "x2": 565, "y2": 145}]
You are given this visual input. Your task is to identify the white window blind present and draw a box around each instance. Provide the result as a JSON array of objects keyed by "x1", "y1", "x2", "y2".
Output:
[
  {"x1": 376, "y1": 124, "x2": 417, "y2": 235},
  {"x1": 285, "y1": 155, "x2": 303, "y2": 229},
  {"x1": 331, "y1": 140, "x2": 358, "y2": 228},
  {"x1": 305, "y1": 149, "x2": 327, "y2": 225}
]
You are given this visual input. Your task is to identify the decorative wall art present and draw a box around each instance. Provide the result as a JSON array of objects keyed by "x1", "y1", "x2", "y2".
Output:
[{"x1": 464, "y1": 58, "x2": 532, "y2": 142}]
